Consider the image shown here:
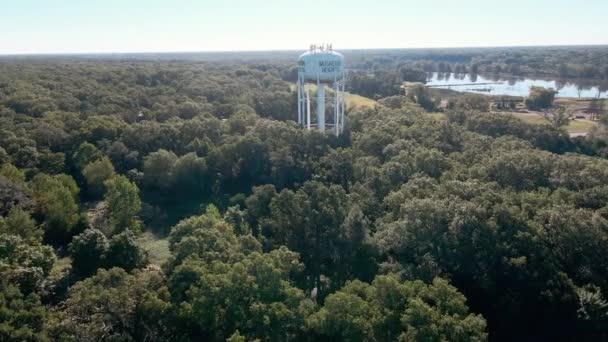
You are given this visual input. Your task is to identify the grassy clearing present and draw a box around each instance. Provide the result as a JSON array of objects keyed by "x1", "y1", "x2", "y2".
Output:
[
  {"x1": 290, "y1": 83, "x2": 376, "y2": 109},
  {"x1": 567, "y1": 120, "x2": 596, "y2": 133},
  {"x1": 513, "y1": 114, "x2": 546, "y2": 125},
  {"x1": 138, "y1": 231, "x2": 171, "y2": 266},
  {"x1": 50, "y1": 231, "x2": 171, "y2": 270},
  {"x1": 83, "y1": 200, "x2": 172, "y2": 267},
  {"x1": 427, "y1": 112, "x2": 447, "y2": 121},
  {"x1": 511, "y1": 113, "x2": 596, "y2": 133},
  {"x1": 345, "y1": 93, "x2": 376, "y2": 108}
]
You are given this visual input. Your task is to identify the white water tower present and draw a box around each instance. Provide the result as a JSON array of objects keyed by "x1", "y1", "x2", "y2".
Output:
[{"x1": 297, "y1": 44, "x2": 346, "y2": 136}]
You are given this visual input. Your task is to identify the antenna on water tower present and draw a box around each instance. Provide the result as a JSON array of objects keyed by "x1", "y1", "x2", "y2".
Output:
[{"x1": 296, "y1": 44, "x2": 346, "y2": 136}]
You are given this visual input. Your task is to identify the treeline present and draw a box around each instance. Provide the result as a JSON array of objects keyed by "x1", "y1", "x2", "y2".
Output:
[
  {"x1": 343, "y1": 46, "x2": 608, "y2": 99},
  {"x1": 345, "y1": 46, "x2": 608, "y2": 79},
  {"x1": 0, "y1": 58, "x2": 608, "y2": 341}
]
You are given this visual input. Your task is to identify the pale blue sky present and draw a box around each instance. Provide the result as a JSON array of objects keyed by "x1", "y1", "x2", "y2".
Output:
[{"x1": 1, "y1": 0, "x2": 607, "y2": 54}]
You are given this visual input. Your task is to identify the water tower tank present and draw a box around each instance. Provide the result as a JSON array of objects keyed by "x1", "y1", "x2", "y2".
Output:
[
  {"x1": 296, "y1": 46, "x2": 346, "y2": 136},
  {"x1": 298, "y1": 50, "x2": 345, "y2": 82}
]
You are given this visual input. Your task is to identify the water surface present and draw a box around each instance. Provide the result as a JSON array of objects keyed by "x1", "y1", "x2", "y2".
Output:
[{"x1": 426, "y1": 72, "x2": 608, "y2": 98}]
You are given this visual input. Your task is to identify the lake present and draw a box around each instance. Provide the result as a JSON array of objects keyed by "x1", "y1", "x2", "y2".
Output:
[{"x1": 426, "y1": 72, "x2": 608, "y2": 98}]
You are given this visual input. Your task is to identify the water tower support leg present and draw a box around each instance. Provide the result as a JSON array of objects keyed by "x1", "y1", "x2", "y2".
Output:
[
  {"x1": 306, "y1": 87, "x2": 311, "y2": 130},
  {"x1": 317, "y1": 80, "x2": 325, "y2": 132},
  {"x1": 340, "y1": 79, "x2": 345, "y2": 134},
  {"x1": 334, "y1": 81, "x2": 339, "y2": 136},
  {"x1": 297, "y1": 81, "x2": 302, "y2": 125}
]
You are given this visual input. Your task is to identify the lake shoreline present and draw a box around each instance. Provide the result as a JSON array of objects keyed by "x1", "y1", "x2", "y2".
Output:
[{"x1": 425, "y1": 72, "x2": 608, "y2": 99}]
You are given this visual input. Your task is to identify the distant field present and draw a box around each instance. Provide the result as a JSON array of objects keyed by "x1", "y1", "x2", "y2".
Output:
[
  {"x1": 566, "y1": 119, "x2": 596, "y2": 133},
  {"x1": 427, "y1": 112, "x2": 447, "y2": 121},
  {"x1": 512, "y1": 113, "x2": 596, "y2": 134},
  {"x1": 513, "y1": 114, "x2": 547, "y2": 125},
  {"x1": 345, "y1": 92, "x2": 376, "y2": 108},
  {"x1": 290, "y1": 84, "x2": 376, "y2": 109},
  {"x1": 423, "y1": 109, "x2": 593, "y2": 134}
]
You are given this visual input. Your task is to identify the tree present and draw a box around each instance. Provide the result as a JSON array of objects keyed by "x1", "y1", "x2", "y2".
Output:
[
  {"x1": 254, "y1": 91, "x2": 292, "y2": 120},
  {"x1": 48, "y1": 268, "x2": 170, "y2": 341},
  {"x1": 575, "y1": 285, "x2": 608, "y2": 338},
  {"x1": 0, "y1": 175, "x2": 32, "y2": 216},
  {"x1": 525, "y1": 86, "x2": 557, "y2": 110},
  {"x1": 470, "y1": 63, "x2": 479, "y2": 74},
  {"x1": 68, "y1": 229, "x2": 108, "y2": 277},
  {"x1": 592, "y1": 99, "x2": 607, "y2": 124},
  {"x1": 224, "y1": 205, "x2": 251, "y2": 236},
  {"x1": 168, "y1": 205, "x2": 242, "y2": 267},
  {"x1": 0, "y1": 211, "x2": 55, "y2": 293},
  {"x1": 105, "y1": 229, "x2": 148, "y2": 271},
  {"x1": 265, "y1": 181, "x2": 349, "y2": 296},
  {"x1": 175, "y1": 248, "x2": 312, "y2": 341},
  {"x1": 378, "y1": 95, "x2": 408, "y2": 109},
  {"x1": 319, "y1": 148, "x2": 355, "y2": 190},
  {"x1": 307, "y1": 288, "x2": 376, "y2": 341},
  {"x1": 171, "y1": 152, "x2": 207, "y2": 194},
  {"x1": 483, "y1": 149, "x2": 553, "y2": 190},
  {"x1": 334, "y1": 205, "x2": 377, "y2": 286},
  {"x1": 413, "y1": 148, "x2": 449, "y2": 179},
  {"x1": 30, "y1": 174, "x2": 80, "y2": 243},
  {"x1": 82, "y1": 156, "x2": 115, "y2": 197},
  {"x1": 104, "y1": 175, "x2": 142, "y2": 233},
  {"x1": 544, "y1": 106, "x2": 570, "y2": 129},
  {"x1": 177, "y1": 101, "x2": 202, "y2": 119},
  {"x1": 0, "y1": 163, "x2": 25, "y2": 183},
  {"x1": 406, "y1": 84, "x2": 438, "y2": 112},
  {"x1": 0, "y1": 207, "x2": 42, "y2": 241},
  {"x1": 206, "y1": 134, "x2": 270, "y2": 194},
  {"x1": 38, "y1": 150, "x2": 65, "y2": 174},
  {"x1": 307, "y1": 275, "x2": 487, "y2": 342},
  {"x1": 72, "y1": 142, "x2": 103, "y2": 171},
  {"x1": 167, "y1": 207, "x2": 312, "y2": 341},
  {"x1": 143, "y1": 149, "x2": 177, "y2": 190},
  {"x1": 455, "y1": 94, "x2": 490, "y2": 111},
  {"x1": 536, "y1": 207, "x2": 608, "y2": 290},
  {"x1": 0, "y1": 283, "x2": 49, "y2": 341},
  {"x1": 399, "y1": 67, "x2": 427, "y2": 83},
  {"x1": 399, "y1": 278, "x2": 488, "y2": 341},
  {"x1": 245, "y1": 184, "x2": 277, "y2": 235}
]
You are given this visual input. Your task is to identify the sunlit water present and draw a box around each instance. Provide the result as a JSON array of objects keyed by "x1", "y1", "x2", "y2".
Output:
[{"x1": 426, "y1": 72, "x2": 608, "y2": 98}]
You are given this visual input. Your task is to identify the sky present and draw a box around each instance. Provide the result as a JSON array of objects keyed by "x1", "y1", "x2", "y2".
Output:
[{"x1": 1, "y1": 0, "x2": 607, "y2": 54}]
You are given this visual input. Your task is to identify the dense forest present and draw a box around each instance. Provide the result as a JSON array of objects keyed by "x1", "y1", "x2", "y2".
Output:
[
  {"x1": 1, "y1": 47, "x2": 608, "y2": 341},
  {"x1": 348, "y1": 45, "x2": 608, "y2": 77}
]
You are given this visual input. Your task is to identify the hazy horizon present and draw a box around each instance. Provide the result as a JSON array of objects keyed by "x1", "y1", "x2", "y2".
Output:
[
  {"x1": 2, "y1": 43, "x2": 608, "y2": 57},
  {"x1": 2, "y1": 0, "x2": 608, "y2": 55}
]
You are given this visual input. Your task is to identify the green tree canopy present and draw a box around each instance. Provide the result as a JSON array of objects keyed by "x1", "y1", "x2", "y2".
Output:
[
  {"x1": 82, "y1": 156, "x2": 115, "y2": 197},
  {"x1": 307, "y1": 275, "x2": 487, "y2": 342},
  {"x1": 30, "y1": 174, "x2": 80, "y2": 243},
  {"x1": 104, "y1": 175, "x2": 142, "y2": 233},
  {"x1": 525, "y1": 86, "x2": 557, "y2": 110},
  {"x1": 68, "y1": 228, "x2": 108, "y2": 277}
]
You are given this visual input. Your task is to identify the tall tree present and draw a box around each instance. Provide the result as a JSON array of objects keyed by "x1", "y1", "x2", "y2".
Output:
[
  {"x1": 525, "y1": 86, "x2": 557, "y2": 110},
  {"x1": 30, "y1": 174, "x2": 80, "y2": 243},
  {"x1": 266, "y1": 181, "x2": 348, "y2": 297},
  {"x1": 143, "y1": 149, "x2": 177, "y2": 190},
  {"x1": 104, "y1": 175, "x2": 142, "y2": 233},
  {"x1": 82, "y1": 156, "x2": 115, "y2": 198},
  {"x1": 68, "y1": 228, "x2": 108, "y2": 277}
]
